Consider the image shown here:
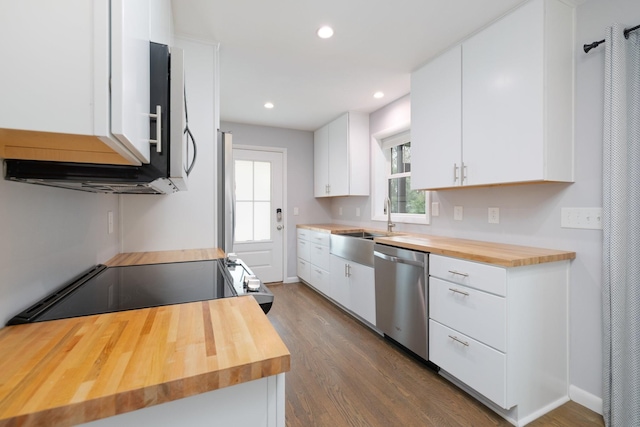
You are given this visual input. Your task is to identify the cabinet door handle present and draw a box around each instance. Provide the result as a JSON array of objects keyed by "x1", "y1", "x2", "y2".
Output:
[
  {"x1": 448, "y1": 288, "x2": 470, "y2": 296},
  {"x1": 344, "y1": 264, "x2": 348, "y2": 277},
  {"x1": 448, "y1": 270, "x2": 469, "y2": 277},
  {"x1": 448, "y1": 335, "x2": 469, "y2": 347},
  {"x1": 462, "y1": 162, "x2": 467, "y2": 184},
  {"x1": 453, "y1": 163, "x2": 459, "y2": 183},
  {"x1": 347, "y1": 264, "x2": 351, "y2": 278}
]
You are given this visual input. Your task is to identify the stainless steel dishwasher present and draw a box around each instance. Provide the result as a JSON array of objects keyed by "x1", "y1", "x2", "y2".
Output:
[{"x1": 374, "y1": 243, "x2": 428, "y2": 360}]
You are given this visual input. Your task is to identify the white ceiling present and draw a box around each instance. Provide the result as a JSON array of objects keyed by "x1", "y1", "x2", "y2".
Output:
[{"x1": 172, "y1": 0, "x2": 533, "y2": 131}]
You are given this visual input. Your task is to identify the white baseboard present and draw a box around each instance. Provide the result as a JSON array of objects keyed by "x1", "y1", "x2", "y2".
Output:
[
  {"x1": 570, "y1": 385, "x2": 603, "y2": 415},
  {"x1": 283, "y1": 276, "x2": 300, "y2": 284}
]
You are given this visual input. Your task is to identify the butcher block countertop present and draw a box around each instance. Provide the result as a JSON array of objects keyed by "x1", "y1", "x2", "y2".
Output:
[
  {"x1": 297, "y1": 224, "x2": 575, "y2": 267},
  {"x1": 0, "y1": 249, "x2": 290, "y2": 427}
]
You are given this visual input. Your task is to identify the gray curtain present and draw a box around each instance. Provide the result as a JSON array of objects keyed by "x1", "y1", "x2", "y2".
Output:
[{"x1": 602, "y1": 23, "x2": 640, "y2": 427}]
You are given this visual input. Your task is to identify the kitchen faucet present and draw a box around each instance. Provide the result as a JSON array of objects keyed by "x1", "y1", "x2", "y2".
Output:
[{"x1": 385, "y1": 197, "x2": 396, "y2": 233}]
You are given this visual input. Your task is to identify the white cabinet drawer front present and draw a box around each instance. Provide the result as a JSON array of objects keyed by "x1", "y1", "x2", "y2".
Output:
[
  {"x1": 429, "y1": 254, "x2": 506, "y2": 296},
  {"x1": 310, "y1": 244, "x2": 331, "y2": 271},
  {"x1": 308, "y1": 231, "x2": 330, "y2": 247},
  {"x1": 310, "y1": 267, "x2": 330, "y2": 296},
  {"x1": 297, "y1": 229, "x2": 309, "y2": 241},
  {"x1": 429, "y1": 320, "x2": 507, "y2": 408},
  {"x1": 429, "y1": 278, "x2": 506, "y2": 352},
  {"x1": 297, "y1": 259, "x2": 311, "y2": 283},
  {"x1": 297, "y1": 239, "x2": 310, "y2": 261}
]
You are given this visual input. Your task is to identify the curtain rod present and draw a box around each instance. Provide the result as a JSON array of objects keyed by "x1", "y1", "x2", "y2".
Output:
[{"x1": 584, "y1": 24, "x2": 640, "y2": 53}]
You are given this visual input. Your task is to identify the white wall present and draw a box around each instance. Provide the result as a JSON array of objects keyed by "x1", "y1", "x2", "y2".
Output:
[
  {"x1": 329, "y1": 0, "x2": 640, "y2": 412},
  {"x1": 220, "y1": 121, "x2": 332, "y2": 281},
  {"x1": 0, "y1": 181, "x2": 119, "y2": 325},
  {"x1": 121, "y1": 37, "x2": 219, "y2": 252}
]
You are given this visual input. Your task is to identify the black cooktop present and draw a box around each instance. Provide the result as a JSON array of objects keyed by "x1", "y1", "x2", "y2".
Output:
[{"x1": 8, "y1": 260, "x2": 240, "y2": 324}]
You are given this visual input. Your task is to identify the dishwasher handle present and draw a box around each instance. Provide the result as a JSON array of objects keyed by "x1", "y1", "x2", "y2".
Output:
[{"x1": 374, "y1": 250, "x2": 425, "y2": 268}]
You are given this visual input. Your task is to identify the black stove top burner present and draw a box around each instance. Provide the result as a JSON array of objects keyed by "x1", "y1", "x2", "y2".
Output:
[{"x1": 8, "y1": 259, "x2": 273, "y2": 325}]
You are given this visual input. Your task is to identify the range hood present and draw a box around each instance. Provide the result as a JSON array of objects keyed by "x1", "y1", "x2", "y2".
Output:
[{"x1": 3, "y1": 43, "x2": 193, "y2": 195}]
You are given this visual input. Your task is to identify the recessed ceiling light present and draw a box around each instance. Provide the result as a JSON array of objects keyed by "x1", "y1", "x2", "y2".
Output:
[
  {"x1": 264, "y1": 102, "x2": 274, "y2": 109},
  {"x1": 317, "y1": 26, "x2": 334, "y2": 39},
  {"x1": 374, "y1": 92, "x2": 385, "y2": 99}
]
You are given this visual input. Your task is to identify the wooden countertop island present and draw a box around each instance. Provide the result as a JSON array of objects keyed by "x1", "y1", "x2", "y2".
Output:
[{"x1": 0, "y1": 249, "x2": 290, "y2": 427}]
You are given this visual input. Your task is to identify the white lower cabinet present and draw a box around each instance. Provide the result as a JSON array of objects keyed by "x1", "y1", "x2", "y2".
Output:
[
  {"x1": 428, "y1": 254, "x2": 570, "y2": 426},
  {"x1": 430, "y1": 320, "x2": 507, "y2": 407},
  {"x1": 296, "y1": 229, "x2": 330, "y2": 296},
  {"x1": 330, "y1": 255, "x2": 376, "y2": 326}
]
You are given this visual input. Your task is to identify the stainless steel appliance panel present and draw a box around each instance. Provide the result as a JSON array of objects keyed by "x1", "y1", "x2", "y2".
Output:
[{"x1": 374, "y1": 243, "x2": 428, "y2": 360}]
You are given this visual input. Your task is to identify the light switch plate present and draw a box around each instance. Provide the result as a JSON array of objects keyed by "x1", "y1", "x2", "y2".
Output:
[
  {"x1": 338, "y1": 207, "x2": 343, "y2": 216},
  {"x1": 431, "y1": 202, "x2": 440, "y2": 217},
  {"x1": 356, "y1": 207, "x2": 361, "y2": 217},
  {"x1": 454, "y1": 206, "x2": 463, "y2": 221},
  {"x1": 561, "y1": 207, "x2": 602, "y2": 229}
]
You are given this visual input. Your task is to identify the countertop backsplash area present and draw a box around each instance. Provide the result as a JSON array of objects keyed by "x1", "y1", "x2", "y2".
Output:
[{"x1": 0, "y1": 178, "x2": 119, "y2": 327}]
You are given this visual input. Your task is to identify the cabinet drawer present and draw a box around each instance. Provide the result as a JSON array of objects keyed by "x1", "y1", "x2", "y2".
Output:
[
  {"x1": 297, "y1": 258, "x2": 310, "y2": 283},
  {"x1": 309, "y1": 266, "x2": 330, "y2": 296},
  {"x1": 310, "y1": 244, "x2": 331, "y2": 271},
  {"x1": 429, "y1": 320, "x2": 507, "y2": 408},
  {"x1": 429, "y1": 254, "x2": 506, "y2": 296},
  {"x1": 308, "y1": 231, "x2": 330, "y2": 247},
  {"x1": 297, "y1": 239, "x2": 310, "y2": 261},
  {"x1": 429, "y1": 277, "x2": 506, "y2": 352},
  {"x1": 297, "y1": 228, "x2": 309, "y2": 241}
]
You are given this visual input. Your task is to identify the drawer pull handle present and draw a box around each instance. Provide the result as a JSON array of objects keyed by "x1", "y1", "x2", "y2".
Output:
[
  {"x1": 448, "y1": 288, "x2": 470, "y2": 296},
  {"x1": 448, "y1": 270, "x2": 469, "y2": 277},
  {"x1": 448, "y1": 335, "x2": 469, "y2": 347}
]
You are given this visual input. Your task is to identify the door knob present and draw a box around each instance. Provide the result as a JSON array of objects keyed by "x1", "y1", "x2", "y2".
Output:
[{"x1": 277, "y1": 225, "x2": 284, "y2": 230}]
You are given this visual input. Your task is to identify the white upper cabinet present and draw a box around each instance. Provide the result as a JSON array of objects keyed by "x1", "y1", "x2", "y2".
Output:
[
  {"x1": 314, "y1": 112, "x2": 370, "y2": 198},
  {"x1": 149, "y1": 0, "x2": 173, "y2": 45},
  {"x1": 411, "y1": 0, "x2": 574, "y2": 190},
  {"x1": 411, "y1": 46, "x2": 462, "y2": 189},
  {"x1": 0, "y1": 0, "x2": 155, "y2": 165},
  {"x1": 111, "y1": 0, "x2": 150, "y2": 164}
]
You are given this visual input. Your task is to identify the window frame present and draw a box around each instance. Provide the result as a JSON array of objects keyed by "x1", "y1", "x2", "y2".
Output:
[{"x1": 371, "y1": 125, "x2": 431, "y2": 225}]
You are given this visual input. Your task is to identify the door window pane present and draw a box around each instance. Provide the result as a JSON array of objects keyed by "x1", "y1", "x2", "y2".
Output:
[{"x1": 234, "y1": 159, "x2": 272, "y2": 242}]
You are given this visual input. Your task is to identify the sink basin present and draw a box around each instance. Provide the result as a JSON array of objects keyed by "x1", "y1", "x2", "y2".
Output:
[
  {"x1": 340, "y1": 231, "x2": 391, "y2": 240},
  {"x1": 330, "y1": 231, "x2": 393, "y2": 266}
]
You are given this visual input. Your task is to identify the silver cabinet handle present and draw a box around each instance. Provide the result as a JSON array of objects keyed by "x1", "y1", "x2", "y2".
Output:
[
  {"x1": 344, "y1": 264, "x2": 348, "y2": 277},
  {"x1": 453, "y1": 163, "x2": 459, "y2": 183},
  {"x1": 448, "y1": 335, "x2": 469, "y2": 346},
  {"x1": 448, "y1": 270, "x2": 469, "y2": 277},
  {"x1": 149, "y1": 105, "x2": 162, "y2": 153},
  {"x1": 347, "y1": 264, "x2": 351, "y2": 278},
  {"x1": 462, "y1": 162, "x2": 467, "y2": 184},
  {"x1": 448, "y1": 288, "x2": 469, "y2": 296}
]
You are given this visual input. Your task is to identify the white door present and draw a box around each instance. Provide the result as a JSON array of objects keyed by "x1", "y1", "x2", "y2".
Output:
[{"x1": 232, "y1": 149, "x2": 284, "y2": 283}]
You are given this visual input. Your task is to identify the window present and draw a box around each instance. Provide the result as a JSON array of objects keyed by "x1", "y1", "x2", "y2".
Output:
[
  {"x1": 387, "y1": 141, "x2": 425, "y2": 215},
  {"x1": 372, "y1": 127, "x2": 430, "y2": 225}
]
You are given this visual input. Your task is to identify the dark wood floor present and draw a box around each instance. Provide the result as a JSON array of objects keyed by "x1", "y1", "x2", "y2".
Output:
[{"x1": 266, "y1": 282, "x2": 604, "y2": 427}]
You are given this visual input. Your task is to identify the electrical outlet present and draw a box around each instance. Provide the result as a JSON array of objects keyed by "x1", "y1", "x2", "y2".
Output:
[
  {"x1": 293, "y1": 207, "x2": 299, "y2": 216},
  {"x1": 454, "y1": 206, "x2": 463, "y2": 221},
  {"x1": 431, "y1": 202, "x2": 440, "y2": 217},
  {"x1": 561, "y1": 207, "x2": 603, "y2": 230},
  {"x1": 338, "y1": 207, "x2": 343, "y2": 216},
  {"x1": 488, "y1": 207, "x2": 500, "y2": 224},
  {"x1": 356, "y1": 207, "x2": 361, "y2": 217},
  {"x1": 108, "y1": 211, "x2": 114, "y2": 234}
]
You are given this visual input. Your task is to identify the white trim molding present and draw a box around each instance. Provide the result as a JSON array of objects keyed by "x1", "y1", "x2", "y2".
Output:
[{"x1": 569, "y1": 385, "x2": 603, "y2": 415}]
